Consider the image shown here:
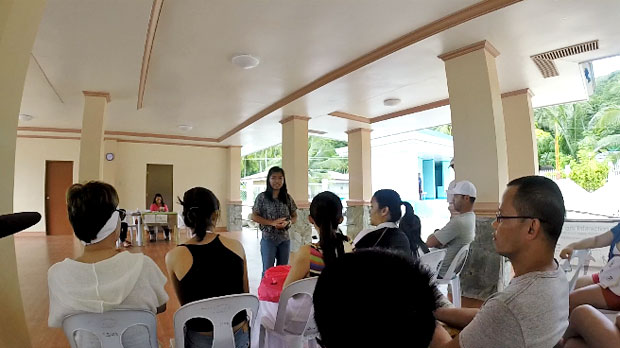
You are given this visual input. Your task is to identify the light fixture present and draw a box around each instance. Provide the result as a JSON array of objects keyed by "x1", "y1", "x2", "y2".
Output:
[
  {"x1": 178, "y1": 124, "x2": 193, "y2": 132},
  {"x1": 19, "y1": 114, "x2": 34, "y2": 122},
  {"x1": 383, "y1": 98, "x2": 401, "y2": 107},
  {"x1": 231, "y1": 54, "x2": 260, "y2": 69}
]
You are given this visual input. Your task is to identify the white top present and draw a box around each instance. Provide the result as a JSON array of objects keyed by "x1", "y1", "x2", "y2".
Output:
[
  {"x1": 48, "y1": 251, "x2": 168, "y2": 327},
  {"x1": 352, "y1": 222, "x2": 398, "y2": 246}
]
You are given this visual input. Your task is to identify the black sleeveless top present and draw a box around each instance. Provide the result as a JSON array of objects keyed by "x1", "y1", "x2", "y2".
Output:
[{"x1": 178, "y1": 235, "x2": 246, "y2": 332}]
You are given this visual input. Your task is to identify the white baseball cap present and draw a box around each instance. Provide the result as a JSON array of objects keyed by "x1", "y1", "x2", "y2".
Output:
[{"x1": 447, "y1": 180, "x2": 477, "y2": 198}]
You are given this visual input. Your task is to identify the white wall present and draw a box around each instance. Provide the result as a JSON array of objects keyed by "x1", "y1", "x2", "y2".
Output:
[
  {"x1": 13, "y1": 137, "x2": 80, "y2": 232},
  {"x1": 13, "y1": 138, "x2": 231, "y2": 232}
]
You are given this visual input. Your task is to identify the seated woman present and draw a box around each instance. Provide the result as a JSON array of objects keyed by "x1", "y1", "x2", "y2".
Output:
[
  {"x1": 149, "y1": 193, "x2": 170, "y2": 241},
  {"x1": 399, "y1": 201, "x2": 429, "y2": 259},
  {"x1": 352, "y1": 189, "x2": 412, "y2": 255},
  {"x1": 560, "y1": 223, "x2": 620, "y2": 312},
  {"x1": 283, "y1": 191, "x2": 349, "y2": 288},
  {"x1": 560, "y1": 304, "x2": 620, "y2": 348},
  {"x1": 47, "y1": 181, "x2": 168, "y2": 348},
  {"x1": 165, "y1": 187, "x2": 249, "y2": 348}
]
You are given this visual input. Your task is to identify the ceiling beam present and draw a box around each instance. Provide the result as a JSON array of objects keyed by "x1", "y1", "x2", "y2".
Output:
[{"x1": 137, "y1": 0, "x2": 165, "y2": 110}]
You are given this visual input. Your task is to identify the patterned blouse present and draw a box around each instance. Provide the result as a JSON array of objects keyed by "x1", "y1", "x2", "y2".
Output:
[{"x1": 252, "y1": 192, "x2": 297, "y2": 243}]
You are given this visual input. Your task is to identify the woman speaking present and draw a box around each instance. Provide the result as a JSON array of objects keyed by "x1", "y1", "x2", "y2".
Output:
[{"x1": 252, "y1": 166, "x2": 297, "y2": 275}]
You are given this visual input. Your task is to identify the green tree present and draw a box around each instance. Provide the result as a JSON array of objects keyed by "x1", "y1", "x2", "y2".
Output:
[{"x1": 568, "y1": 149, "x2": 609, "y2": 192}]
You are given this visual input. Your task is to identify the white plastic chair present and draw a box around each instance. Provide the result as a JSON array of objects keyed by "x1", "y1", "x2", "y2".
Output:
[
  {"x1": 62, "y1": 309, "x2": 158, "y2": 348},
  {"x1": 259, "y1": 277, "x2": 319, "y2": 348},
  {"x1": 419, "y1": 249, "x2": 447, "y2": 281},
  {"x1": 173, "y1": 294, "x2": 259, "y2": 348},
  {"x1": 561, "y1": 249, "x2": 594, "y2": 291},
  {"x1": 437, "y1": 244, "x2": 470, "y2": 308}
]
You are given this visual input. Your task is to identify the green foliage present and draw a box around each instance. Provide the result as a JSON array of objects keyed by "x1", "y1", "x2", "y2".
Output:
[
  {"x1": 536, "y1": 129, "x2": 555, "y2": 167},
  {"x1": 568, "y1": 150, "x2": 609, "y2": 192},
  {"x1": 241, "y1": 136, "x2": 348, "y2": 180},
  {"x1": 430, "y1": 124, "x2": 452, "y2": 135}
]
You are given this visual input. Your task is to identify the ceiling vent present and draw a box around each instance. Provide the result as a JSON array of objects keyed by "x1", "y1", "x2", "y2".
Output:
[{"x1": 530, "y1": 40, "x2": 599, "y2": 78}]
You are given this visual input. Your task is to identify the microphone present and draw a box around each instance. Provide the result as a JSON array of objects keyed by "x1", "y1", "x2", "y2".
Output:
[{"x1": 0, "y1": 212, "x2": 42, "y2": 239}]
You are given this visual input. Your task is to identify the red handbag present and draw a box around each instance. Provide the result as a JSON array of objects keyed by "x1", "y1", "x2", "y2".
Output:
[{"x1": 258, "y1": 265, "x2": 291, "y2": 302}]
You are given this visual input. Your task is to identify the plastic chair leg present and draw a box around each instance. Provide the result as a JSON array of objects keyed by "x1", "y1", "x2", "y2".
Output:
[{"x1": 451, "y1": 276, "x2": 461, "y2": 308}]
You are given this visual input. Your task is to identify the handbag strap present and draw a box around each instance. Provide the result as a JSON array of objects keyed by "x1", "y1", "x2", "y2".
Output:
[{"x1": 372, "y1": 227, "x2": 389, "y2": 247}]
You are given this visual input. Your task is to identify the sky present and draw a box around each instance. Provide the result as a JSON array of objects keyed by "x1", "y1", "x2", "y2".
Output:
[{"x1": 592, "y1": 55, "x2": 620, "y2": 78}]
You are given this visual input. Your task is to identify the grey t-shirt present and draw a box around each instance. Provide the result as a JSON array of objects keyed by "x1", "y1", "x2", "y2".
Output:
[
  {"x1": 433, "y1": 212, "x2": 475, "y2": 276},
  {"x1": 252, "y1": 192, "x2": 297, "y2": 243},
  {"x1": 459, "y1": 263, "x2": 569, "y2": 348}
]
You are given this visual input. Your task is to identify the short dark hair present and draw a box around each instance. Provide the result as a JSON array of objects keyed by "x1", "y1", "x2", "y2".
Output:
[
  {"x1": 313, "y1": 249, "x2": 439, "y2": 348},
  {"x1": 66, "y1": 181, "x2": 119, "y2": 243},
  {"x1": 373, "y1": 189, "x2": 403, "y2": 222},
  {"x1": 178, "y1": 187, "x2": 220, "y2": 242},
  {"x1": 507, "y1": 175, "x2": 565, "y2": 245}
]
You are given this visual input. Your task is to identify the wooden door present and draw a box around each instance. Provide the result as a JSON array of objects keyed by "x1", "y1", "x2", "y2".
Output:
[
  {"x1": 146, "y1": 164, "x2": 173, "y2": 211},
  {"x1": 45, "y1": 161, "x2": 74, "y2": 235}
]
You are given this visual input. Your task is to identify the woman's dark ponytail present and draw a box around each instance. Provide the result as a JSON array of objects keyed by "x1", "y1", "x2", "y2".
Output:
[
  {"x1": 179, "y1": 187, "x2": 220, "y2": 242},
  {"x1": 400, "y1": 201, "x2": 428, "y2": 254},
  {"x1": 310, "y1": 191, "x2": 348, "y2": 266}
]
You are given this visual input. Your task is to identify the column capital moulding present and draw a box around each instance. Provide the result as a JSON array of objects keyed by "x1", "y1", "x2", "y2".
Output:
[
  {"x1": 82, "y1": 91, "x2": 111, "y2": 103},
  {"x1": 501, "y1": 88, "x2": 534, "y2": 99},
  {"x1": 279, "y1": 115, "x2": 311, "y2": 124},
  {"x1": 346, "y1": 200, "x2": 371, "y2": 207},
  {"x1": 473, "y1": 201, "x2": 500, "y2": 217},
  {"x1": 345, "y1": 127, "x2": 372, "y2": 134},
  {"x1": 438, "y1": 40, "x2": 500, "y2": 61}
]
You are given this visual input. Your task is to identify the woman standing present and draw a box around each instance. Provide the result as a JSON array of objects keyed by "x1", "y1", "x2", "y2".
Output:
[
  {"x1": 252, "y1": 166, "x2": 298, "y2": 275},
  {"x1": 149, "y1": 193, "x2": 170, "y2": 241},
  {"x1": 165, "y1": 187, "x2": 250, "y2": 348}
]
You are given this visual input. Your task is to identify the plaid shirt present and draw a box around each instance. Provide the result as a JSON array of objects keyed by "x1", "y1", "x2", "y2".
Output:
[{"x1": 252, "y1": 192, "x2": 297, "y2": 243}]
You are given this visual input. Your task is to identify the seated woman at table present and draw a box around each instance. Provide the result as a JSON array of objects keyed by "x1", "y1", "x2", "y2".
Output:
[
  {"x1": 283, "y1": 191, "x2": 349, "y2": 288},
  {"x1": 148, "y1": 193, "x2": 170, "y2": 241},
  {"x1": 165, "y1": 187, "x2": 250, "y2": 348}
]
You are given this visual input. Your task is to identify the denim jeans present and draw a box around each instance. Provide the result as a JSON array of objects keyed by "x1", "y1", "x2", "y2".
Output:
[
  {"x1": 184, "y1": 326, "x2": 249, "y2": 348},
  {"x1": 260, "y1": 238, "x2": 291, "y2": 275}
]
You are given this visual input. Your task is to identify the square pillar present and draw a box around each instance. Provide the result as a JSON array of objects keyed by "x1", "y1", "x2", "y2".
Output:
[
  {"x1": 346, "y1": 128, "x2": 372, "y2": 239},
  {"x1": 502, "y1": 89, "x2": 538, "y2": 180},
  {"x1": 79, "y1": 91, "x2": 110, "y2": 182},
  {"x1": 439, "y1": 40, "x2": 509, "y2": 300},
  {"x1": 0, "y1": 1, "x2": 47, "y2": 347},
  {"x1": 280, "y1": 116, "x2": 311, "y2": 252},
  {"x1": 227, "y1": 146, "x2": 242, "y2": 232}
]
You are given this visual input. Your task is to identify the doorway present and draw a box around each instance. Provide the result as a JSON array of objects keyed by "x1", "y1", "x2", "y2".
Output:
[
  {"x1": 146, "y1": 164, "x2": 173, "y2": 211},
  {"x1": 45, "y1": 161, "x2": 74, "y2": 235}
]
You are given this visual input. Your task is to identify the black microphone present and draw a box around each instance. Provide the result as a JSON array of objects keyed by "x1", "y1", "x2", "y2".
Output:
[{"x1": 0, "y1": 212, "x2": 42, "y2": 239}]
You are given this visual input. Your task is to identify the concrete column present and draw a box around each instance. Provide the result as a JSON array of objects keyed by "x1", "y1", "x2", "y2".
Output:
[
  {"x1": 78, "y1": 91, "x2": 110, "y2": 182},
  {"x1": 103, "y1": 139, "x2": 118, "y2": 186},
  {"x1": 439, "y1": 40, "x2": 509, "y2": 300},
  {"x1": 0, "y1": 1, "x2": 47, "y2": 347},
  {"x1": 227, "y1": 146, "x2": 242, "y2": 232},
  {"x1": 502, "y1": 89, "x2": 538, "y2": 180},
  {"x1": 346, "y1": 128, "x2": 372, "y2": 239},
  {"x1": 280, "y1": 116, "x2": 311, "y2": 252}
]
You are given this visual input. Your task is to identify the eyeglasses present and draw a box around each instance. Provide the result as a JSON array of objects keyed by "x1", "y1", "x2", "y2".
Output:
[
  {"x1": 495, "y1": 212, "x2": 545, "y2": 223},
  {"x1": 116, "y1": 209, "x2": 127, "y2": 221}
]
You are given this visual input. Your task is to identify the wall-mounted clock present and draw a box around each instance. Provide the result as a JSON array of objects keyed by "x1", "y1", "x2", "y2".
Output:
[{"x1": 105, "y1": 153, "x2": 115, "y2": 161}]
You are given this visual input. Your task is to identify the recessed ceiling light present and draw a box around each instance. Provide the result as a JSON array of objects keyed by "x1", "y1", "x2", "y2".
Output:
[
  {"x1": 231, "y1": 54, "x2": 260, "y2": 69},
  {"x1": 383, "y1": 98, "x2": 401, "y2": 107},
  {"x1": 178, "y1": 125, "x2": 193, "y2": 132},
  {"x1": 19, "y1": 114, "x2": 34, "y2": 122}
]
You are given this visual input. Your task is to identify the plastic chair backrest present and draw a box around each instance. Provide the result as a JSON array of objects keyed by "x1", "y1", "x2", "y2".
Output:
[
  {"x1": 174, "y1": 294, "x2": 259, "y2": 348},
  {"x1": 62, "y1": 309, "x2": 158, "y2": 348},
  {"x1": 561, "y1": 249, "x2": 594, "y2": 291},
  {"x1": 419, "y1": 249, "x2": 447, "y2": 279},
  {"x1": 442, "y1": 245, "x2": 470, "y2": 281},
  {"x1": 273, "y1": 277, "x2": 318, "y2": 335}
]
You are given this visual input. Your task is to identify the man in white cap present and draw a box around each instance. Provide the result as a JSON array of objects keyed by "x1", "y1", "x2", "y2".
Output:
[{"x1": 426, "y1": 180, "x2": 476, "y2": 278}]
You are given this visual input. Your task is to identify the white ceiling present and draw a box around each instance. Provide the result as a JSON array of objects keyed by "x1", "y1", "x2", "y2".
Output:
[{"x1": 18, "y1": 0, "x2": 620, "y2": 155}]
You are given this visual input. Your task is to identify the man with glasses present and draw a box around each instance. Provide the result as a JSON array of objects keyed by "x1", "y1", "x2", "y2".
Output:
[
  {"x1": 431, "y1": 175, "x2": 569, "y2": 348},
  {"x1": 427, "y1": 180, "x2": 477, "y2": 278}
]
